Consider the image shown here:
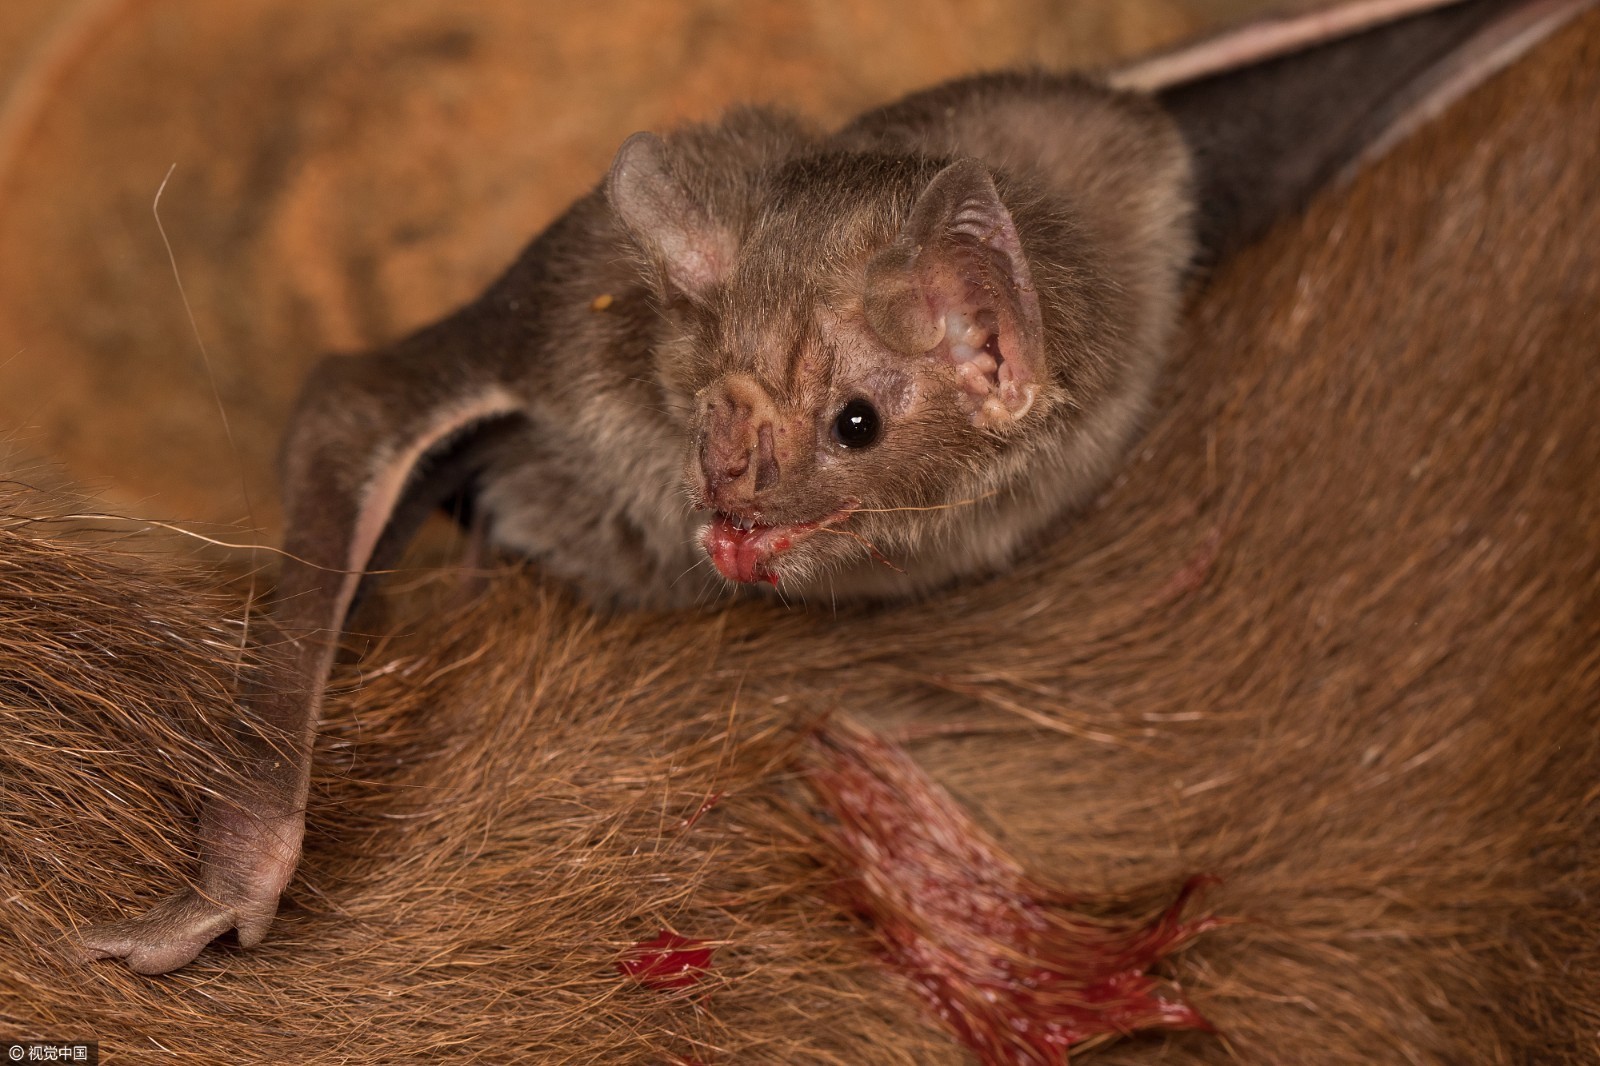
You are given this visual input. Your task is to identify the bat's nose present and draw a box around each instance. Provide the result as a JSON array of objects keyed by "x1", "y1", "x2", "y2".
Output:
[
  {"x1": 753, "y1": 424, "x2": 780, "y2": 492},
  {"x1": 718, "y1": 449, "x2": 750, "y2": 482},
  {"x1": 701, "y1": 375, "x2": 781, "y2": 506}
]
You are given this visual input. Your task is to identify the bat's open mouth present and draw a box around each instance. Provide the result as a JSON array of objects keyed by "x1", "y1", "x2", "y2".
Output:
[{"x1": 702, "y1": 509, "x2": 849, "y2": 586}]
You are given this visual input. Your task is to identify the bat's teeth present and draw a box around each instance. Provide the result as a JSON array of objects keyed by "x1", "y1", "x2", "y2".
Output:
[{"x1": 732, "y1": 515, "x2": 756, "y2": 531}]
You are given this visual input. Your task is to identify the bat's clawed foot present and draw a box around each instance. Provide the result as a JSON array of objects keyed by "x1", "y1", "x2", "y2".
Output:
[
  {"x1": 76, "y1": 884, "x2": 282, "y2": 975},
  {"x1": 78, "y1": 805, "x2": 303, "y2": 974}
]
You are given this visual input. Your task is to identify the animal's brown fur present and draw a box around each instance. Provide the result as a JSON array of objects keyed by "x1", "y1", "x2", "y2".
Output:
[{"x1": 3, "y1": 8, "x2": 1598, "y2": 1065}]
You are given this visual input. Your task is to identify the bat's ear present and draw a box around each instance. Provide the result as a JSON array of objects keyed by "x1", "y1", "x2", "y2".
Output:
[
  {"x1": 607, "y1": 131, "x2": 735, "y2": 301},
  {"x1": 1110, "y1": 0, "x2": 1597, "y2": 263},
  {"x1": 864, "y1": 159, "x2": 1044, "y2": 431}
]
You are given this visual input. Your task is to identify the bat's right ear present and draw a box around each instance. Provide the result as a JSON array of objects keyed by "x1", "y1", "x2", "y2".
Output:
[{"x1": 607, "y1": 131, "x2": 735, "y2": 302}]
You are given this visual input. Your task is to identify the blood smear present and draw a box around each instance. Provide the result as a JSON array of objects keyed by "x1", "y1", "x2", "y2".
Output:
[
  {"x1": 806, "y1": 718, "x2": 1219, "y2": 1065},
  {"x1": 617, "y1": 929, "x2": 716, "y2": 990}
]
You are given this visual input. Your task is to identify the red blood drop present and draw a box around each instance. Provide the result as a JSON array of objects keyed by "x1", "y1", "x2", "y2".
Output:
[{"x1": 617, "y1": 929, "x2": 715, "y2": 990}]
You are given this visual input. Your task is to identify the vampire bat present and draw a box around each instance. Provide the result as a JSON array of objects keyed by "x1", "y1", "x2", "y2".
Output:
[{"x1": 79, "y1": 0, "x2": 1594, "y2": 974}]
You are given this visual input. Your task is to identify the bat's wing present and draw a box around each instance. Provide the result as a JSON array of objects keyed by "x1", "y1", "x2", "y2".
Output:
[
  {"x1": 1111, "y1": 0, "x2": 1597, "y2": 261},
  {"x1": 78, "y1": 314, "x2": 528, "y2": 974}
]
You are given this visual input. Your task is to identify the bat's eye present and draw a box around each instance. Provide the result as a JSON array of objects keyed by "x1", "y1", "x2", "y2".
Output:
[{"x1": 832, "y1": 398, "x2": 881, "y2": 448}]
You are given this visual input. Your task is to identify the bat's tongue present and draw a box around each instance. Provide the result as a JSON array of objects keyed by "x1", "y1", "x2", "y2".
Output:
[{"x1": 705, "y1": 515, "x2": 789, "y2": 586}]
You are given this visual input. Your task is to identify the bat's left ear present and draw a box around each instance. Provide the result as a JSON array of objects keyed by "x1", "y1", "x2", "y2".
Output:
[
  {"x1": 864, "y1": 159, "x2": 1045, "y2": 430},
  {"x1": 607, "y1": 131, "x2": 735, "y2": 302}
]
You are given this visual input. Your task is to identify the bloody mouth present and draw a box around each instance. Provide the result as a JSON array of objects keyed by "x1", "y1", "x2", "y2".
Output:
[{"x1": 703, "y1": 511, "x2": 836, "y2": 586}]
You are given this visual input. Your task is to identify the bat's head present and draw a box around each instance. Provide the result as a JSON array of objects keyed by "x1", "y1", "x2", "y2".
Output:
[{"x1": 608, "y1": 134, "x2": 1063, "y2": 594}]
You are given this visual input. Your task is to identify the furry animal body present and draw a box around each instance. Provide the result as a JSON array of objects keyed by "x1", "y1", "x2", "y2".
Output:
[{"x1": 5, "y1": 2, "x2": 1585, "y2": 1061}]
